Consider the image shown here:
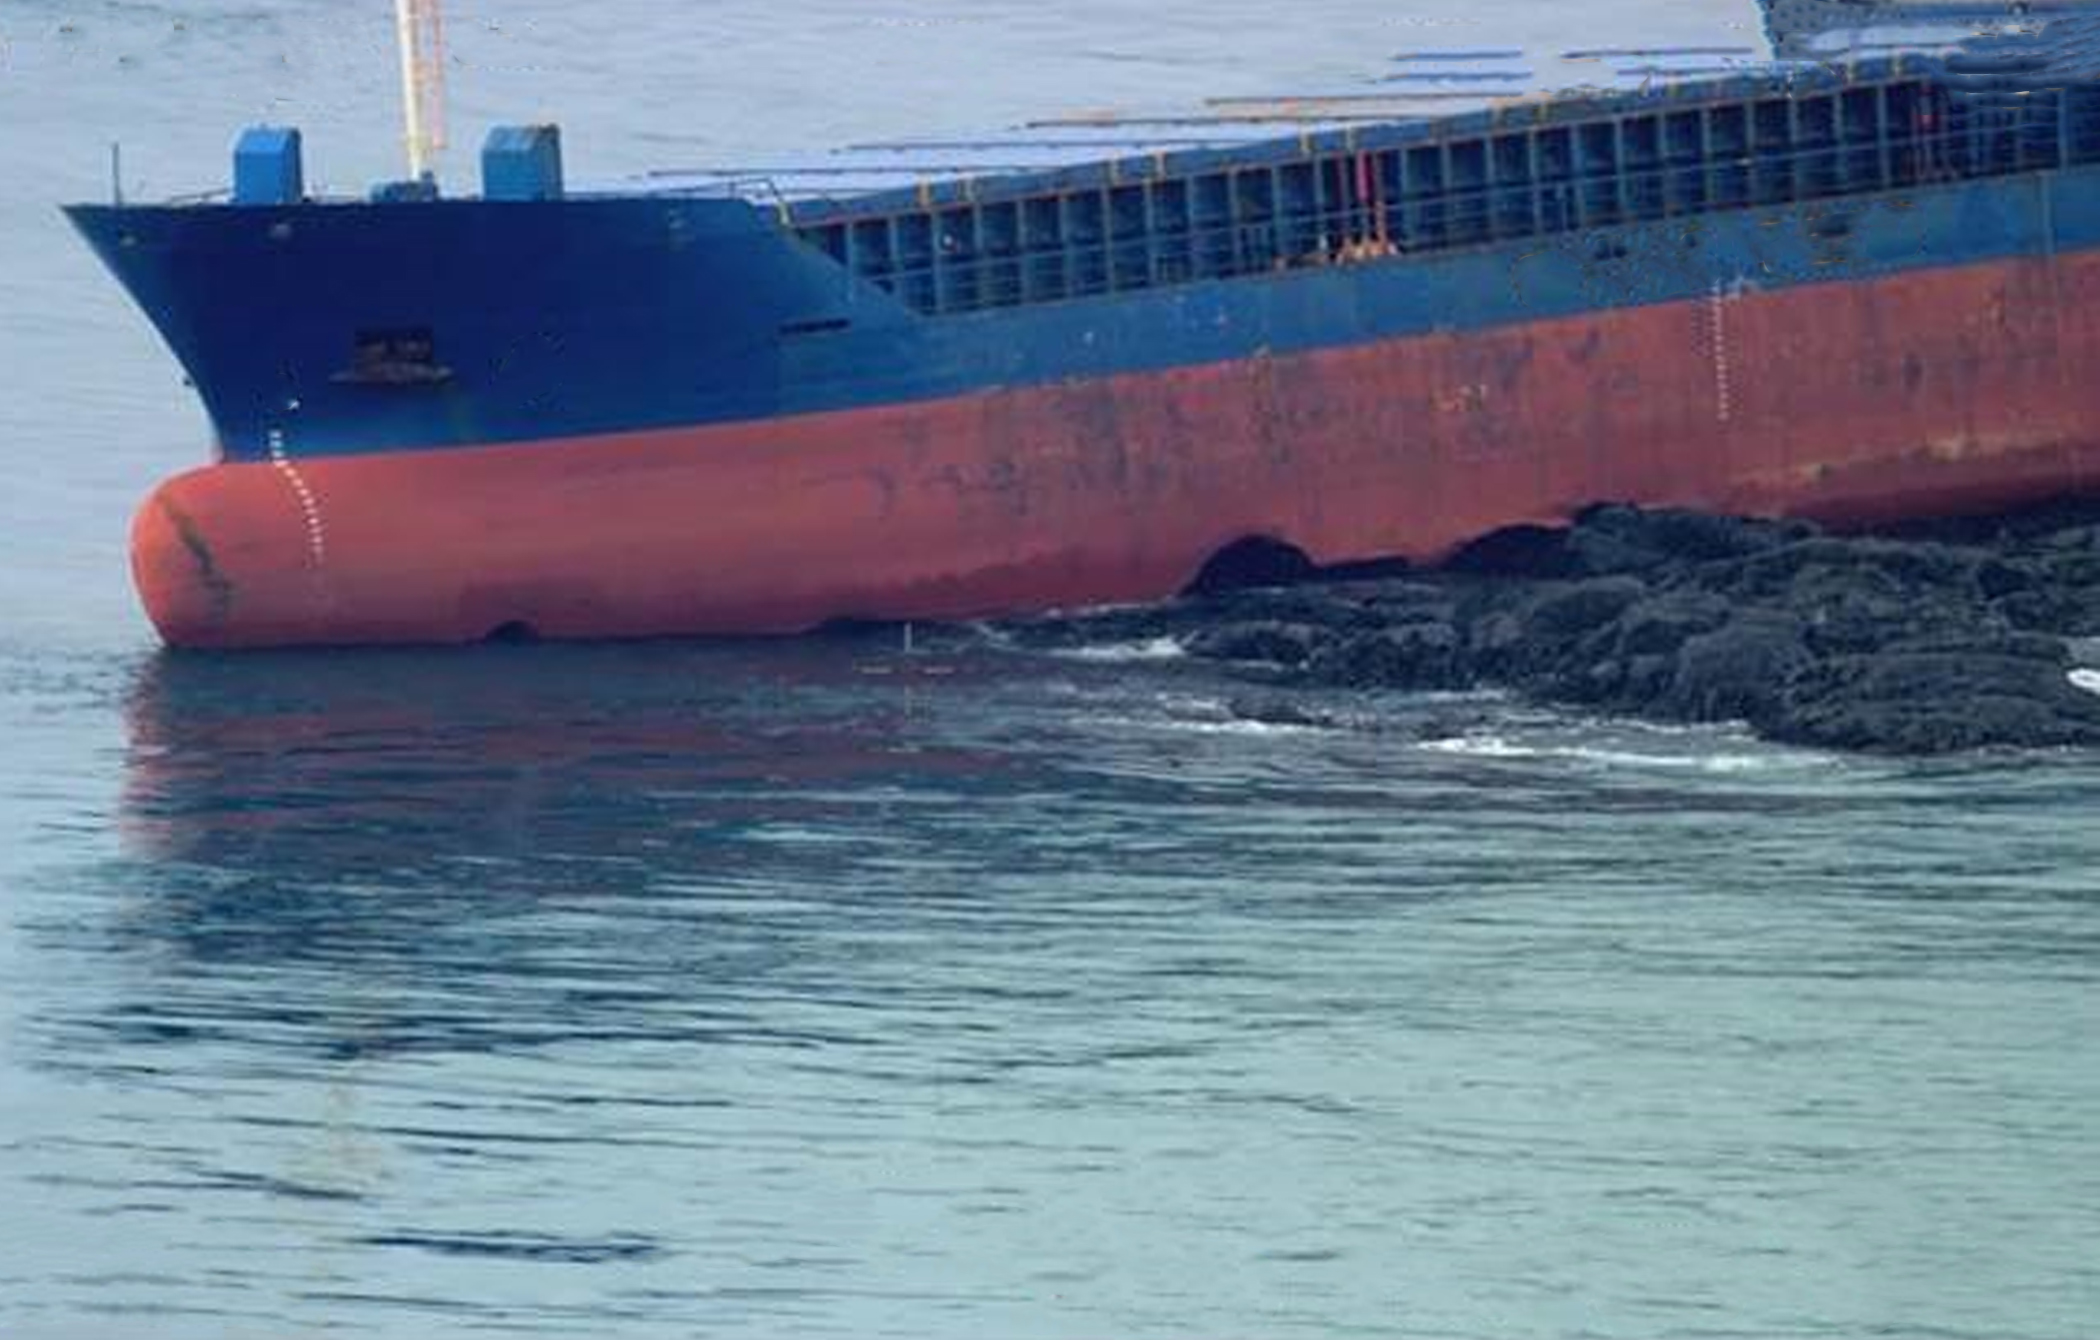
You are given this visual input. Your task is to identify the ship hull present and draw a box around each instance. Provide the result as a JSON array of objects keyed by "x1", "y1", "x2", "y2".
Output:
[{"x1": 135, "y1": 247, "x2": 2100, "y2": 647}]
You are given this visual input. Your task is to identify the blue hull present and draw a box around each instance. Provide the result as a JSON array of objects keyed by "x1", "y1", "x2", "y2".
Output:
[{"x1": 63, "y1": 162, "x2": 2100, "y2": 465}]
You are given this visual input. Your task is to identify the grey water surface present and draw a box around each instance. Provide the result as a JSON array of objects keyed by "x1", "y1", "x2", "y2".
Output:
[{"x1": 1, "y1": 3, "x2": 2096, "y2": 1337}]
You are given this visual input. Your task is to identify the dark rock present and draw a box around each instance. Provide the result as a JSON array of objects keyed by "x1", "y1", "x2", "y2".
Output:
[
  {"x1": 1197, "y1": 585, "x2": 1378, "y2": 632},
  {"x1": 1454, "y1": 578, "x2": 1628, "y2": 679},
  {"x1": 1355, "y1": 580, "x2": 1460, "y2": 623},
  {"x1": 1578, "y1": 503, "x2": 1811, "y2": 567},
  {"x1": 1975, "y1": 557, "x2": 2036, "y2": 601},
  {"x1": 1305, "y1": 620, "x2": 1468, "y2": 691},
  {"x1": 1520, "y1": 577, "x2": 1649, "y2": 638},
  {"x1": 1884, "y1": 628, "x2": 2068, "y2": 662},
  {"x1": 1607, "y1": 589, "x2": 1733, "y2": 658},
  {"x1": 2042, "y1": 525, "x2": 2100, "y2": 551},
  {"x1": 1562, "y1": 526, "x2": 1672, "y2": 578},
  {"x1": 1186, "y1": 535, "x2": 1319, "y2": 595},
  {"x1": 1056, "y1": 497, "x2": 2100, "y2": 755},
  {"x1": 1708, "y1": 536, "x2": 1972, "y2": 607},
  {"x1": 1449, "y1": 506, "x2": 1812, "y2": 580},
  {"x1": 2040, "y1": 549, "x2": 2100, "y2": 591},
  {"x1": 1772, "y1": 647, "x2": 2100, "y2": 752},
  {"x1": 1661, "y1": 614, "x2": 1815, "y2": 723},
  {"x1": 1888, "y1": 494, "x2": 2100, "y2": 546},
  {"x1": 1619, "y1": 652, "x2": 1680, "y2": 703},
  {"x1": 1444, "y1": 523, "x2": 1584, "y2": 579}
]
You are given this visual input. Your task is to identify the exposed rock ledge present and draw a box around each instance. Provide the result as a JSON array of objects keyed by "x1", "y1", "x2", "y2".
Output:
[{"x1": 1009, "y1": 499, "x2": 2100, "y2": 754}]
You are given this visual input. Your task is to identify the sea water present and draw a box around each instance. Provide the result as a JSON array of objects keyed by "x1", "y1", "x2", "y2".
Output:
[{"x1": 1, "y1": 3, "x2": 2095, "y2": 1336}]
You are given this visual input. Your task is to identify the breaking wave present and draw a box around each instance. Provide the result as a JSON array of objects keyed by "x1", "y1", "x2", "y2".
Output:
[
  {"x1": 1050, "y1": 636, "x2": 1188, "y2": 664},
  {"x1": 1415, "y1": 730, "x2": 1809, "y2": 774}
]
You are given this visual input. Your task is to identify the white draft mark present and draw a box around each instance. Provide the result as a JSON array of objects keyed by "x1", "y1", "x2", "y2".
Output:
[
  {"x1": 1705, "y1": 281, "x2": 1736, "y2": 425},
  {"x1": 267, "y1": 428, "x2": 329, "y2": 571}
]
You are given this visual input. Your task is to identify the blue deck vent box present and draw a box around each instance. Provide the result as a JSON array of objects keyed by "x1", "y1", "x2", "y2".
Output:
[
  {"x1": 482, "y1": 125, "x2": 565, "y2": 202},
  {"x1": 232, "y1": 126, "x2": 304, "y2": 206}
]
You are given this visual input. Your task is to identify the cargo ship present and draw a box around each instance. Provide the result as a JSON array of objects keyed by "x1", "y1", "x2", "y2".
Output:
[
  {"x1": 1761, "y1": 0, "x2": 2086, "y2": 57},
  {"x1": 66, "y1": 2, "x2": 2100, "y2": 647}
]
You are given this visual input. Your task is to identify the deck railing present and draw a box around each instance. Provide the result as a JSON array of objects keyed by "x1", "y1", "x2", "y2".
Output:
[{"x1": 794, "y1": 75, "x2": 2100, "y2": 318}]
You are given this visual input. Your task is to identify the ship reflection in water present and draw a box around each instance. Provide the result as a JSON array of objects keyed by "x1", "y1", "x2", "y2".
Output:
[
  {"x1": 109, "y1": 636, "x2": 1044, "y2": 1045},
  {"x1": 120, "y1": 634, "x2": 1007, "y2": 871}
]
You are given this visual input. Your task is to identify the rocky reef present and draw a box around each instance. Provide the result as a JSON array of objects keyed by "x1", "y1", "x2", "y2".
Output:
[{"x1": 1008, "y1": 499, "x2": 2100, "y2": 754}]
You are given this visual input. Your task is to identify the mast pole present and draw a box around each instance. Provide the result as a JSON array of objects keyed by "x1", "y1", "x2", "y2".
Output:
[{"x1": 393, "y1": 0, "x2": 446, "y2": 180}]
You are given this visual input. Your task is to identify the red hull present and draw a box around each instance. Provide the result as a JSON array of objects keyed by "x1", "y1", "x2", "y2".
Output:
[{"x1": 135, "y1": 253, "x2": 2100, "y2": 647}]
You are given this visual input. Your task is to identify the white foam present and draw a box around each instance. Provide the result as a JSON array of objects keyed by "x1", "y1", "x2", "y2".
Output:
[
  {"x1": 1169, "y1": 716, "x2": 1320, "y2": 737},
  {"x1": 1418, "y1": 732, "x2": 1790, "y2": 773},
  {"x1": 1055, "y1": 636, "x2": 1188, "y2": 664},
  {"x1": 1576, "y1": 747, "x2": 1781, "y2": 774},
  {"x1": 2071, "y1": 668, "x2": 2100, "y2": 698},
  {"x1": 1419, "y1": 733, "x2": 1530, "y2": 759}
]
